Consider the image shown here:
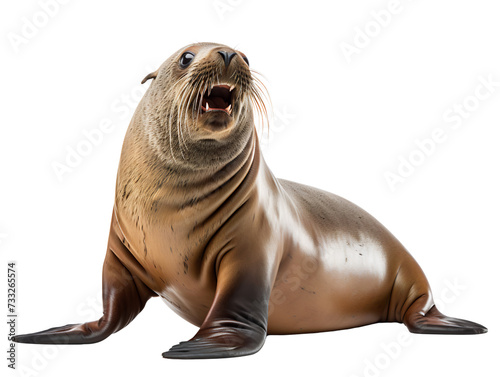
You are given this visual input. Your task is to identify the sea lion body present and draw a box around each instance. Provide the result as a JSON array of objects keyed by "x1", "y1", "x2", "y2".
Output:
[
  {"x1": 114, "y1": 137, "x2": 425, "y2": 334},
  {"x1": 14, "y1": 42, "x2": 487, "y2": 359}
]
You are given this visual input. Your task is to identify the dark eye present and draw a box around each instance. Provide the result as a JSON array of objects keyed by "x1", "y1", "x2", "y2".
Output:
[
  {"x1": 179, "y1": 52, "x2": 195, "y2": 68},
  {"x1": 242, "y1": 56, "x2": 250, "y2": 67}
]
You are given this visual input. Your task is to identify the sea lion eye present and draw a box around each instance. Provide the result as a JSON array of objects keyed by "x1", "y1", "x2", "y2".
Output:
[
  {"x1": 242, "y1": 56, "x2": 249, "y2": 67},
  {"x1": 179, "y1": 52, "x2": 195, "y2": 68}
]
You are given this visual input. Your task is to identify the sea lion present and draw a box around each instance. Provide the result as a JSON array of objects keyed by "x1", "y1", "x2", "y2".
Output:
[{"x1": 13, "y1": 42, "x2": 487, "y2": 359}]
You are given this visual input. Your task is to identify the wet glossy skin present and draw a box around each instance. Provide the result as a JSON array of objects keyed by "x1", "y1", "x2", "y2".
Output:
[{"x1": 13, "y1": 43, "x2": 487, "y2": 359}]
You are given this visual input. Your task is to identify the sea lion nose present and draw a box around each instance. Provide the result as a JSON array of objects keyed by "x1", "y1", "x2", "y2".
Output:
[{"x1": 218, "y1": 51, "x2": 237, "y2": 68}]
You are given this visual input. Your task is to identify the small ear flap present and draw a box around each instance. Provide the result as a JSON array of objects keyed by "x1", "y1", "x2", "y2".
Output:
[{"x1": 141, "y1": 70, "x2": 158, "y2": 84}]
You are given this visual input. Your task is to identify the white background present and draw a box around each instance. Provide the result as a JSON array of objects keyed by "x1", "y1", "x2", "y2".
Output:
[{"x1": 1, "y1": 1, "x2": 499, "y2": 376}]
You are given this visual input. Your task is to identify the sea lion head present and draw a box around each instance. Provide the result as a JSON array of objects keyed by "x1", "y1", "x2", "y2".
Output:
[{"x1": 139, "y1": 42, "x2": 267, "y2": 170}]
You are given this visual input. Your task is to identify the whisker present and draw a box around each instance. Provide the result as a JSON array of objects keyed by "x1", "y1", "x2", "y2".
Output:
[
  {"x1": 178, "y1": 93, "x2": 190, "y2": 149},
  {"x1": 167, "y1": 102, "x2": 179, "y2": 163},
  {"x1": 177, "y1": 80, "x2": 195, "y2": 153},
  {"x1": 247, "y1": 70, "x2": 271, "y2": 136}
]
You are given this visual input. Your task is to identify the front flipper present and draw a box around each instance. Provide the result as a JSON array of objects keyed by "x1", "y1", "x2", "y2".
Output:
[
  {"x1": 163, "y1": 245, "x2": 272, "y2": 359},
  {"x1": 164, "y1": 320, "x2": 266, "y2": 359},
  {"x1": 12, "y1": 322, "x2": 110, "y2": 345},
  {"x1": 13, "y1": 241, "x2": 156, "y2": 344}
]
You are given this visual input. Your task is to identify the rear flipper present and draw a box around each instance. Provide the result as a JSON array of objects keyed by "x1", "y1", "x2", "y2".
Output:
[
  {"x1": 13, "y1": 247, "x2": 156, "y2": 344},
  {"x1": 404, "y1": 296, "x2": 487, "y2": 335}
]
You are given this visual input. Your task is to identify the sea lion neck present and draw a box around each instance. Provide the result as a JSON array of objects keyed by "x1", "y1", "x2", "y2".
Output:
[
  {"x1": 115, "y1": 125, "x2": 259, "y2": 227},
  {"x1": 160, "y1": 129, "x2": 258, "y2": 210}
]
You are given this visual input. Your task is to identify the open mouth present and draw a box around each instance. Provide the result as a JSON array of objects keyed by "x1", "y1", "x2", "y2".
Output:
[{"x1": 201, "y1": 84, "x2": 235, "y2": 115}]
